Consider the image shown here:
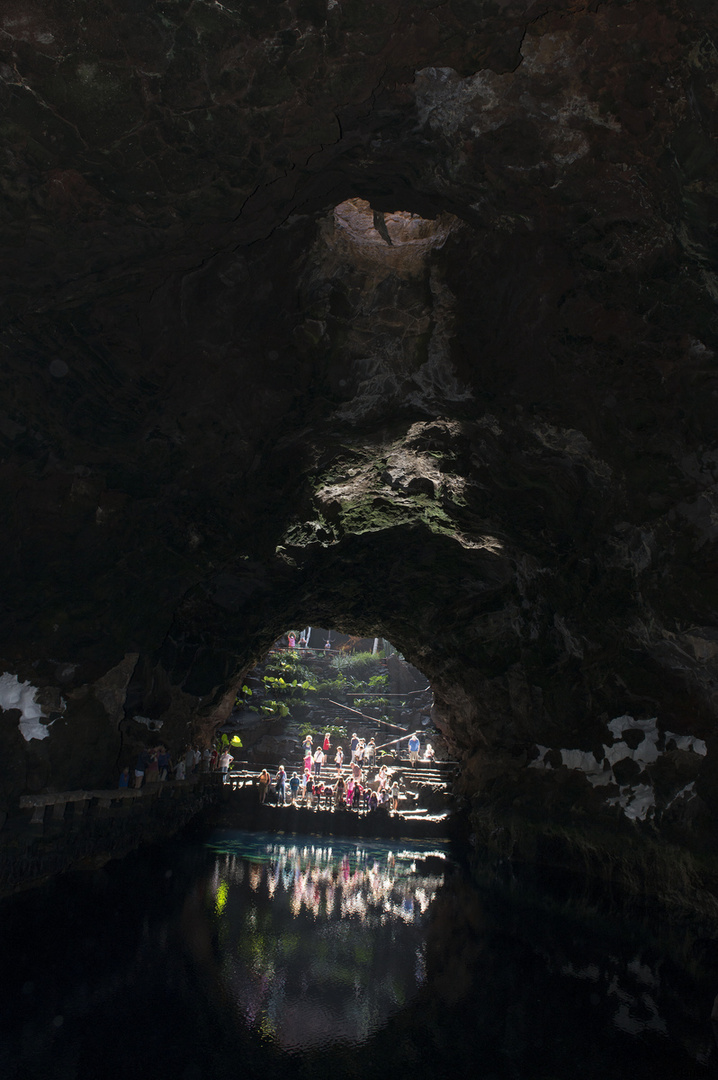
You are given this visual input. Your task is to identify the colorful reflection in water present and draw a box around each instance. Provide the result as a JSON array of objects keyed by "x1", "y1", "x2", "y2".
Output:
[
  {"x1": 203, "y1": 831, "x2": 449, "y2": 1051},
  {"x1": 2, "y1": 829, "x2": 718, "y2": 1080}
]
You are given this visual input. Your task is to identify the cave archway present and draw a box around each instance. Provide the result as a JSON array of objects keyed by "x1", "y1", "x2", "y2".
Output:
[
  {"x1": 1, "y1": 0, "x2": 717, "y2": 892},
  {"x1": 222, "y1": 626, "x2": 440, "y2": 769}
]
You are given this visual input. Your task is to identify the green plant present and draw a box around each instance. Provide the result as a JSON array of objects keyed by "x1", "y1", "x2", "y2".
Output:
[
  {"x1": 260, "y1": 699, "x2": 290, "y2": 718},
  {"x1": 353, "y1": 697, "x2": 389, "y2": 709},
  {"x1": 234, "y1": 684, "x2": 253, "y2": 707},
  {"x1": 314, "y1": 673, "x2": 355, "y2": 696},
  {"x1": 331, "y1": 650, "x2": 385, "y2": 680},
  {"x1": 264, "y1": 655, "x2": 313, "y2": 681}
]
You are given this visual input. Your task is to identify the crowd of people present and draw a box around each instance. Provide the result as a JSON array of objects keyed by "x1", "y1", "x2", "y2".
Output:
[
  {"x1": 258, "y1": 729, "x2": 429, "y2": 814},
  {"x1": 124, "y1": 727, "x2": 435, "y2": 816},
  {"x1": 122, "y1": 742, "x2": 236, "y2": 788}
]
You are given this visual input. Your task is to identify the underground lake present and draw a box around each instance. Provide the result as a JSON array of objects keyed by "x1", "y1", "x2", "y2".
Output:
[{"x1": 1, "y1": 820, "x2": 717, "y2": 1080}]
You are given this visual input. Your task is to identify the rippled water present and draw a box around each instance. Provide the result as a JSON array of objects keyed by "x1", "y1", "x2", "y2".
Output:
[{"x1": 0, "y1": 825, "x2": 716, "y2": 1079}]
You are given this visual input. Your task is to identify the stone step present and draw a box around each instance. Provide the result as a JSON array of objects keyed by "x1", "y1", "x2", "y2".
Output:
[{"x1": 231, "y1": 759, "x2": 454, "y2": 780}]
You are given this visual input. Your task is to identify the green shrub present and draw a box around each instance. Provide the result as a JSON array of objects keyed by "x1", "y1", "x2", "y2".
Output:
[
  {"x1": 264, "y1": 655, "x2": 313, "y2": 682},
  {"x1": 314, "y1": 674, "x2": 354, "y2": 695},
  {"x1": 262, "y1": 674, "x2": 317, "y2": 696},
  {"x1": 330, "y1": 650, "x2": 385, "y2": 680}
]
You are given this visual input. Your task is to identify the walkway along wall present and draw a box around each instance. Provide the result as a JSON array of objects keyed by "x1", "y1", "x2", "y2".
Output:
[{"x1": 0, "y1": 776, "x2": 224, "y2": 898}]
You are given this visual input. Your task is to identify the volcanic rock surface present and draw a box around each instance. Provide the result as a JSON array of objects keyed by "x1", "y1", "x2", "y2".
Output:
[{"x1": 2, "y1": 0, "x2": 718, "y2": 866}]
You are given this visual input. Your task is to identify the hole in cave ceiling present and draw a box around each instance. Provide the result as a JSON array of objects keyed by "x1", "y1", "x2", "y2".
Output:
[{"x1": 333, "y1": 197, "x2": 456, "y2": 251}]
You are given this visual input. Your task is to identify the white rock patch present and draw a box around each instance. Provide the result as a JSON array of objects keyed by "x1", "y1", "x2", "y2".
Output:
[
  {"x1": 607, "y1": 783, "x2": 656, "y2": 821},
  {"x1": 133, "y1": 714, "x2": 163, "y2": 730},
  {"x1": 529, "y1": 714, "x2": 706, "y2": 821},
  {"x1": 0, "y1": 672, "x2": 53, "y2": 741}
]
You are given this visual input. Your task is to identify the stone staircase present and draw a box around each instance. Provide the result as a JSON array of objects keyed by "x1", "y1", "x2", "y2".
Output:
[{"x1": 224, "y1": 751, "x2": 459, "y2": 837}]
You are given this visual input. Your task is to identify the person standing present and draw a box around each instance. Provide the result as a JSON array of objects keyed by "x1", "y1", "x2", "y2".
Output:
[
  {"x1": 313, "y1": 745, "x2": 324, "y2": 779},
  {"x1": 157, "y1": 746, "x2": 172, "y2": 781},
  {"x1": 219, "y1": 748, "x2": 234, "y2": 780},
  {"x1": 258, "y1": 769, "x2": 270, "y2": 803},
  {"x1": 289, "y1": 772, "x2": 301, "y2": 804},
  {"x1": 134, "y1": 748, "x2": 150, "y2": 788},
  {"x1": 350, "y1": 733, "x2": 359, "y2": 762},
  {"x1": 408, "y1": 732, "x2": 420, "y2": 768},
  {"x1": 391, "y1": 778, "x2": 400, "y2": 812},
  {"x1": 275, "y1": 765, "x2": 287, "y2": 804},
  {"x1": 185, "y1": 746, "x2": 196, "y2": 777},
  {"x1": 334, "y1": 746, "x2": 344, "y2": 774},
  {"x1": 145, "y1": 748, "x2": 159, "y2": 783},
  {"x1": 323, "y1": 731, "x2": 331, "y2": 754}
]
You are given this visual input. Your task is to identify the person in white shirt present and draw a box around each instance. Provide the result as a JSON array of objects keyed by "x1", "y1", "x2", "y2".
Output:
[{"x1": 219, "y1": 749, "x2": 234, "y2": 780}]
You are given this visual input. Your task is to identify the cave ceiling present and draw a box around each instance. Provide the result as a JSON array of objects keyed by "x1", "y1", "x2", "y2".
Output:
[{"x1": 1, "y1": 0, "x2": 718, "y2": 794}]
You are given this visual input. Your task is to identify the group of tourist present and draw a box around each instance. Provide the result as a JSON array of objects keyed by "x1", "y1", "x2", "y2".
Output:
[
  {"x1": 258, "y1": 729, "x2": 418, "y2": 813},
  {"x1": 265, "y1": 763, "x2": 401, "y2": 813},
  {"x1": 123, "y1": 742, "x2": 236, "y2": 788},
  {"x1": 302, "y1": 731, "x2": 378, "y2": 781},
  {"x1": 285, "y1": 632, "x2": 333, "y2": 651}
]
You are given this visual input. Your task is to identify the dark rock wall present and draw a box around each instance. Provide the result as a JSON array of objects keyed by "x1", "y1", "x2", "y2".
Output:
[{"x1": 1, "y1": 0, "x2": 718, "y2": 859}]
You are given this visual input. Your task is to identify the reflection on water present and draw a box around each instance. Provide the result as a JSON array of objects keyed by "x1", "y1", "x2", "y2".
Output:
[
  {"x1": 0, "y1": 827, "x2": 717, "y2": 1079},
  {"x1": 204, "y1": 832, "x2": 448, "y2": 1050}
]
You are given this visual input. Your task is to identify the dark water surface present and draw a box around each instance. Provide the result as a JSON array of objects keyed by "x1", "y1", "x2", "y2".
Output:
[{"x1": 1, "y1": 822, "x2": 717, "y2": 1079}]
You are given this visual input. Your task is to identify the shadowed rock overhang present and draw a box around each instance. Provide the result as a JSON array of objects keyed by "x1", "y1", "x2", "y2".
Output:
[{"x1": 0, "y1": 0, "x2": 717, "y2": 876}]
